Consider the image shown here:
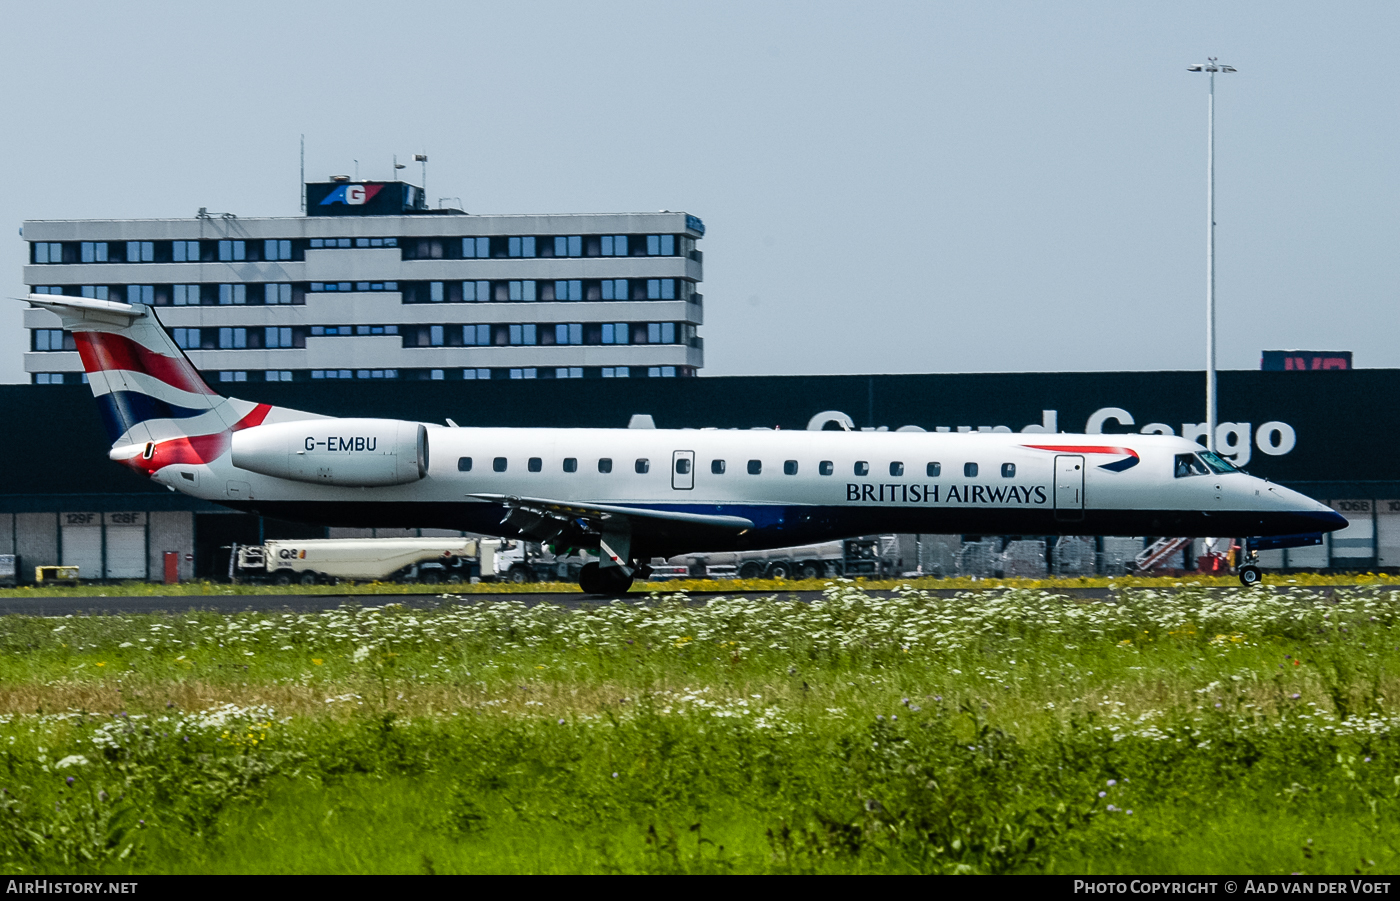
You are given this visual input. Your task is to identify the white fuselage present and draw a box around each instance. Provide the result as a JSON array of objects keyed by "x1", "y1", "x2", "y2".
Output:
[{"x1": 155, "y1": 425, "x2": 1344, "y2": 558}]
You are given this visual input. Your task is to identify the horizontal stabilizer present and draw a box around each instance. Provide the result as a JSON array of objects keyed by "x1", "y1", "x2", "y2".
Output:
[{"x1": 25, "y1": 294, "x2": 148, "y2": 328}]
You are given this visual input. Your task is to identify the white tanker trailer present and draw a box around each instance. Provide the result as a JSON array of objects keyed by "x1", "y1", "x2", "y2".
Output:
[{"x1": 234, "y1": 537, "x2": 477, "y2": 585}]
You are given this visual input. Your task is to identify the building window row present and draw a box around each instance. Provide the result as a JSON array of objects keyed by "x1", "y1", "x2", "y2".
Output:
[
  {"x1": 33, "y1": 284, "x2": 304, "y2": 307},
  {"x1": 309, "y1": 281, "x2": 398, "y2": 293},
  {"x1": 309, "y1": 238, "x2": 397, "y2": 250},
  {"x1": 415, "y1": 321, "x2": 692, "y2": 347},
  {"x1": 33, "y1": 233, "x2": 693, "y2": 265},
  {"x1": 311, "y1": 369, "x2": 399, "y2": 380},
  {"x1": 24, "y1": 321, "x2": 695, "y2": 354},
  {"x1": 407, "y1": 278, "x2": 689, "y2": 304},
  {"x1": 31, "y1": 279, "x2": 695, "y2": 308},
  {"x1": 172, "y1": 326, "x2": 309, "y2": 351},
  {"x1": 32, "y1": 329, "x2": 74, "y2": 352},
  {"x1": 408, "y1": 233, "x2": 689, "y2": 261},
  {"x1": 32, "y1": 373, "x2": 89, "y2": 385},
  {"x1": 34, "y1": 239, "x2": 301, "y2": 265},
  {"x1": 30, "y1": 366, "x2": 692, "y2": 385}
]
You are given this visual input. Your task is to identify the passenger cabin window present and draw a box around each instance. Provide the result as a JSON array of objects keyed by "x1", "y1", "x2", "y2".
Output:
[
  {"x1": 747, "y1": 460, "x2": 762, "y2": 475},
  {"x1": 1001, "y1": 463, "x2": 1016, "y2": 478},
  {"x1": 563, "y1": 457, "x2": 577, "y2": 473},
  {"x1": 819, "y1": 461, "x2": 834, "y2": 476},
  {"x1": 711, "y1": 460, "x2": 726, "y2": 474},
  {"x1": 635, "y1": 458, "x2": 649, "y2": 474},
  {"x1": 457, "y1": 457, "x2": 472, "y2": 472},
  {"x1": 964, "y1": 462, "x2": 978, "y2": 477},
  {"x1": 528, "y1": 457, "x2": 542, "y2": 472},
  {"x1": 676, "y1": 458, "x2": 691, "y2": 475},
  {"x1": 854, "y1": 461, "x2": 869, "y2": 476},
  {"x1": 889, "y1": 462, "x2": 904, "y2": 477},
  {"x1": 927, "y1": 462, "x2": 941, "y2": 477},
  {"x1": 783, "y1": 460, "x2": 798, "y2": 475},
  {"x1": 1175, "y1": 453, "x2": 1210, "y2": 478},
  {"x1": 598, "y1": 458, "x2": 613, "y2": 473},
  {"x1": 493, "y1": 457, "x2": 507, "y2": 472}
]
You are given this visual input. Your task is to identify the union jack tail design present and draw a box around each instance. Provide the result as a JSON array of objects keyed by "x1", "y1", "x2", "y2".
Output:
[{"x1": 25, "y1": 294, "x2": 315, "y2": 477}]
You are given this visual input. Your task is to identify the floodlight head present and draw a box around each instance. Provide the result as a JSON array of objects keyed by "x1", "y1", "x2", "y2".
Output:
[
  {"x1": 414, "y1": 154, "x2": 428, "y2": 162},
  {"x1": 1220, "y1": 65, "x2": 1237, "y2": 72},
  {"x1": 1188, "y1": 64, "x2": 1204, "y2": 71}
]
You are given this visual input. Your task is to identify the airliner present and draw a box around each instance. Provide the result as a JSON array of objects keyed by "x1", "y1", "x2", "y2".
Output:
[{"x1": 28, "y1": 294, "x2": 1346, "y2": 592}]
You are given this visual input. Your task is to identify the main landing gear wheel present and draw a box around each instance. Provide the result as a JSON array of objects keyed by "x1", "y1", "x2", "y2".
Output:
[
  {"x1": 578, "y1": 562, "x2": 635, "y2": 596},
  {"x1": 1238, "y1": 565, "x2": 1263, "y2": 587}
]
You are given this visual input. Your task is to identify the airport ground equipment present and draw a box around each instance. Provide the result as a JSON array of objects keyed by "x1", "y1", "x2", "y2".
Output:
[
  {"x1": 478, "y1": 539, "x2": 590, "y2": 583},
  {"x1": 234, "y1": 537, "x2": 477, "y2": 585},
  {"x1": 669, "y1": 537, "x2": 893, "y2": 580},
  {"x1": 0, "y1": 555, "x2": 16, "y2": 587},
  {"x1": 34, "y1": 565, "x2": 79, "y2": 584},
  {"x1": 1134, "y1": 537, "x2": 1194, "y2": 573}
]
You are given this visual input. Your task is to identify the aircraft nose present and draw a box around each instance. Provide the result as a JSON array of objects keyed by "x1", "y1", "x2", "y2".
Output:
[{"x1": 1316, "y1": 507, "x2": 1349, "y2": 532}]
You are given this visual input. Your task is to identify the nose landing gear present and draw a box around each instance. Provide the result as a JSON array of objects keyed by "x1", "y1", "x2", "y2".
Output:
[{"x1": 1237, "y1": 542, "x2": 1263, "y2": 587}]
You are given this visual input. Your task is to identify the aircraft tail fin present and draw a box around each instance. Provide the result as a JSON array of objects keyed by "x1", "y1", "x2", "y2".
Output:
[{"x1": 24, "y1": 294, "x2": 322, "y2": 474}]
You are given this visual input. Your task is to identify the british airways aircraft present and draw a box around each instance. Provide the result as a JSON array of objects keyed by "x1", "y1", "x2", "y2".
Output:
[{"x1": 28, "y1": 294, "x2": 1346, "y2": 592}]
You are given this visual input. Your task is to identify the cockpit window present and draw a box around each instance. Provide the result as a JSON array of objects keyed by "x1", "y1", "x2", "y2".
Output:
[
  {"x1": 1197, "y1": 451, "x2": 1238, "y2": 474},
  {"x1": 1174, "y1": 453, "x2": 1209, "y2": 478}
]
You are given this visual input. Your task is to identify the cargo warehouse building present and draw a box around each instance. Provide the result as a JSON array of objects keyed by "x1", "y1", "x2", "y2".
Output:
[
  {"x1": 0, "y1": 369, "x2": 1396, "y2": 582},
  {"x1": 21, "y1": 181, "x2": 706, "y2": 385}
]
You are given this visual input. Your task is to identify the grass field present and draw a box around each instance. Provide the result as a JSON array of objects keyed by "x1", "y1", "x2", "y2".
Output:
[
  {"x1": 2, "y1": 581, "x2": 1399, "y2": 874},
  {"x1": 0, "y1": 569, "x2": 1395, "y2": 598}
]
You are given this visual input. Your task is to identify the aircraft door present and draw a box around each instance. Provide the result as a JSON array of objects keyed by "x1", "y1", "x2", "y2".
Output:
[
  {"x1": 672, "y1": 450, "x2": 695, "y2": 490},
  {"x1": 1054, "y1": 455, "x2": 1085, "y2": 521}
]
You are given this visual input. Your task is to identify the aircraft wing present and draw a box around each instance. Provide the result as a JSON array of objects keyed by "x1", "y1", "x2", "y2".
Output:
[{"x1": 469, "y1": 493, "x2": 754, "y2": 548}]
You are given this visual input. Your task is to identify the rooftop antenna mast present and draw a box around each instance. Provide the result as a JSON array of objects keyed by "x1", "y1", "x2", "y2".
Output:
[
  {"x1": 414, "y1": 153, "x2": 428, "y2": 200},
  {"x1": 299, "y1": 135, "x2": 305, "y2": 213},
  {"x1": 394, "y1": 154, "x2": 405, "y2": 181}
]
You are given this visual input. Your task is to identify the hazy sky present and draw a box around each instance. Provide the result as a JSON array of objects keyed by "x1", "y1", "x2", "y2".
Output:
[{"x1": 2, "y1": 1, "x2": 1395, "y2": 381}]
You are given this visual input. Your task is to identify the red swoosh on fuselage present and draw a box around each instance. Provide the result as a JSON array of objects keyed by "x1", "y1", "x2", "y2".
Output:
[
  {"x1": 1022, "y1": 444, "x2": 1139, "y2": 458},
  {"x1": 121, "y1": 404, "x2": 272, "y2": 477}
]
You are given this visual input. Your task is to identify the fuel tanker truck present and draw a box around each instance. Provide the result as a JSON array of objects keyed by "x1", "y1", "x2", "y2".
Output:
[{"x1": 234, "y1": 537, "x2": 477, "y2": 585}]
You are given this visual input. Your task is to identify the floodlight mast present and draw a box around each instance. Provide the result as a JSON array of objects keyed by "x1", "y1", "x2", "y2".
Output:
[{"x1": 1188, "y1": 58, "x2": 1236, "y2": 452}]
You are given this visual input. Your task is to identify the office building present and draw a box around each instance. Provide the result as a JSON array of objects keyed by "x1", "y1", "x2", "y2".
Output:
[{"x1": 22, "y1": 181, "x2": 705, "y2": 384}]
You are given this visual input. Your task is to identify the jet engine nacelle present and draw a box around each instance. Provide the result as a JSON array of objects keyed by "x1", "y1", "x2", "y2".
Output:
[{"x1": 231, "y1": 419, "x2": 428, "y2": 487}]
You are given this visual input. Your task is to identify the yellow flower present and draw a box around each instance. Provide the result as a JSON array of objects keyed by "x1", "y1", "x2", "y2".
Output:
[
  {"x1": 96, "y1": 662, "x2": 105, "y2": 667},
  {"x1": 312, "y1": 659, "x2": 323, "y2": 666}
]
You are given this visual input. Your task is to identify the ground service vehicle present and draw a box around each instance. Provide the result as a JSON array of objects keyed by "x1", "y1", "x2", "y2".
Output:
[
  {"x1": 669, "y1": 537, "x2": 895, "y2": 579},
  {"x1": 234, "y1": 537, "x2": 476, "y2": 584},
  {"x1": 32, "y1": 294, "x2": 1348, "y2": 592},
  {"x1": 478, "y1": 539, "x2": 589, "y2": 583}
]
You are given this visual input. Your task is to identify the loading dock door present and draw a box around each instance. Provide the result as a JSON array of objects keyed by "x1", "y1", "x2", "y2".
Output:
[
  {"x1": 104, "y1": 512, "x2": 148, "y2": 580},
  {"x1": 60, "y1": 512, "x2": 102, "y2": 579},
  {"x1": 1054, "y1": 456, "x2": 1085, "y2": 522},
  {"x1": 672, "y1": 450, "x2": 695, "y2": 490},
  {"x1": 1380, "y1": 500, "x2": 1400, "y2": 568},
  {"x1": 1329, "y1": 500, "x2": 1375, "y2": 566}
]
